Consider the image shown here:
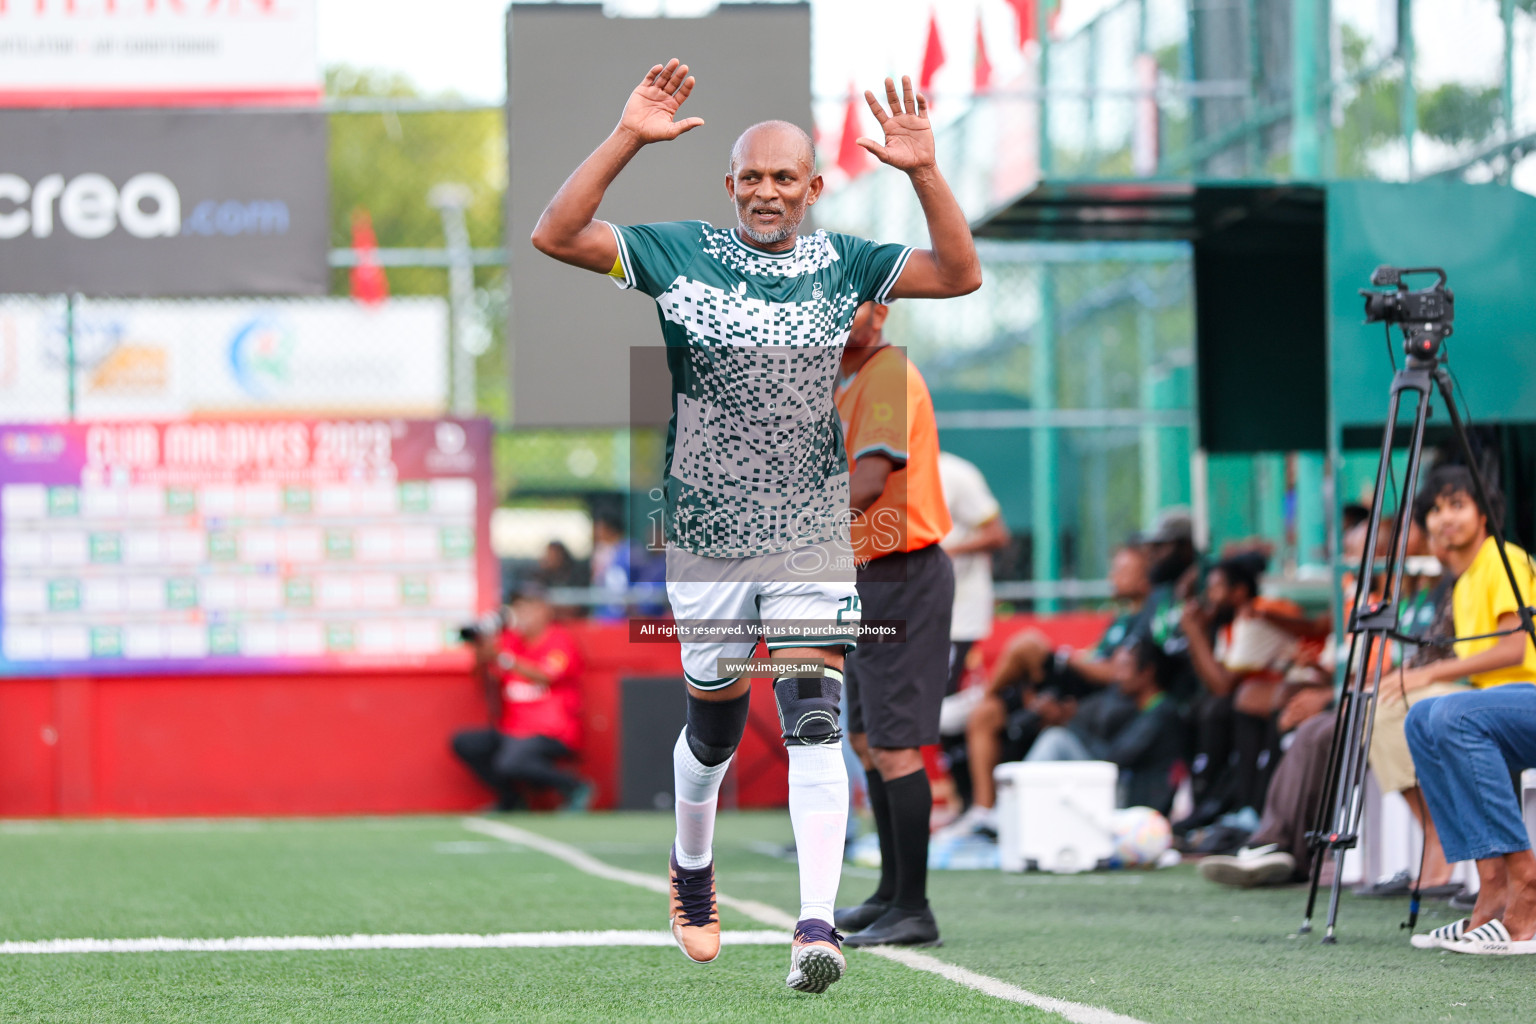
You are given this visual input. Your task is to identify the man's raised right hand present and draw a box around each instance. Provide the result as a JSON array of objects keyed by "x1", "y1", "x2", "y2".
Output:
[{"x1": 617, "y1": 59, "x2": 705, "y2": 144}]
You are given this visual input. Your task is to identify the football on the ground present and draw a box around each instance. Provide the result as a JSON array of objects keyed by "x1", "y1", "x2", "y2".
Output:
[{"x1": 1111, "y1": 806, "x2": 1173, "y2": 867}]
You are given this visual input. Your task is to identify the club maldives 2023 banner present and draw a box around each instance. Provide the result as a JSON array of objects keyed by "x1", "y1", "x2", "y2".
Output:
[{"x1": 0, "y1": 417, "x2": 495, "y2": 677}]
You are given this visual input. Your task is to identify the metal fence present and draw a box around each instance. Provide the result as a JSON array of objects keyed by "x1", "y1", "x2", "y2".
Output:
[{"x1": 14, "y1": 2, "x2": 1525, "y2": 612}]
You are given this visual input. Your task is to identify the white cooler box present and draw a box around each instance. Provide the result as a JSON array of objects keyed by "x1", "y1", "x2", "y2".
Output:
[{"x1": 994, "y1": 760, "x2": 1117, "y2": 873}]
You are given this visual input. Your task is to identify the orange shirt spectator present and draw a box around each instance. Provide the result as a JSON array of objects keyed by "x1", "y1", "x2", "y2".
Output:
[{"x1": 834, "y1": 345, "x2": 951, "y2": 562}]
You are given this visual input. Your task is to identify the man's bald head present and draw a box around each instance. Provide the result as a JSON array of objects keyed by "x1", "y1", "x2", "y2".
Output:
[
  {"x1": 729, "y1": 120, "x2": 816, "y2": 176},
  {"x1": 725, "y1": 120, "x2": 823, "y2": 248}
]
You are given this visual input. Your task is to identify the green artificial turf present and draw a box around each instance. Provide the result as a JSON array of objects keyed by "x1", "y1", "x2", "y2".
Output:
[
  {"x1": 0, "y1": 813, "x2": 1528, "y2": 1023},
  {"x1": 0, "y1": 947, "x2": 1056, "y2": 1024}
]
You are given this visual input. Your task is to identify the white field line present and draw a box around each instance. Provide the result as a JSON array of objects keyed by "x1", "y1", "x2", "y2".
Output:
[
  {"x1": 0, "y1": 931, "x2": 789, "y2": 956},
  {"x1": 460, "y1": 817, "x2": 797, "y2": 928},
  {"x1": 0, "y1": 816, "x2": 442, "y2": 836},
  {"x1": 463, "y1": 817, "x2": 1149, "y2": 1024}
]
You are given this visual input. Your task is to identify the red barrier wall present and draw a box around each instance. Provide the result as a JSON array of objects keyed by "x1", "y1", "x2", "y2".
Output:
[{"x1": 0, "y1": 613, "x2": 1112, "y2": 817}]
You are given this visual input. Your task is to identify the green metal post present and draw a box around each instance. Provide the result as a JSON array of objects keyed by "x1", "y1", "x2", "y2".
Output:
[
  {"x1": 1160, "y1": 365, "x2": 1193, "y2": 509},
  {"x1": 1328, "y1": 431, "x2": 1346, "y2": 685},
  {"x1": 1033, "y1": 267, "x2": 1059, "y2": 612},
  {"x1": 1244, "y1": 0, "x2": 1264, "y2": 172},
  {"x1": 1320, "y1": 0, "x2": 1335, "y2": 176},
  {"x1": 1256, "y1": 453, "x2": 1287, "y2": 554},
  {"x1": 1087, "y1": 324, "x2": 1108, "y2": 576},
  {"x1": 1503, "y1": 0, "x2": 1515, "y2": 183},
  {"x1": 65, "y1": 294, "x2": 76, "y2": 421},
  {"x1": 1038, "y1": 0, "x2": 1053, "y2": 179},
  {"x1": 1086, "y1": 22, "x2": 1099, "y2": 173},
  {"x1": 1399, "y1": 0, "x2": 1416, "y2": 178},
  {"x1": 1137, "y1": 303, "x2": 1159, "y2": 531},
  {"x1": 1295, "y1": 451, "x2": 1326, "y2": 568},
  {"x1": 1291, "y1": 0, "x2": 1323, "y2": 177}
]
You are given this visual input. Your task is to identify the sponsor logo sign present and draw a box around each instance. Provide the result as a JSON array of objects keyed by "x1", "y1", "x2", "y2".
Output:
[
  {"x1": 0, "y1": 111, "x2": 328, "y2": 296},
  {"x1": 0, "y1": 297, "x2": 449, "y2": 419}
]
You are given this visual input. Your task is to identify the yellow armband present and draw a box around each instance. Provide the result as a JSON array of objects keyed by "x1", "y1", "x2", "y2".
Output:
[{"x1": 608, "y1": 252, "x2": 625, "y2": 279}]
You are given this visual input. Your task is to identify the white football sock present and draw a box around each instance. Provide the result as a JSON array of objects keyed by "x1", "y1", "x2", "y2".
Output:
[
  {"x1": 787, "y1": 742, "x2": 849, "y2": 924},
  {"x1": 673, "y1": 728, "x2": 730, "y2": 870}
]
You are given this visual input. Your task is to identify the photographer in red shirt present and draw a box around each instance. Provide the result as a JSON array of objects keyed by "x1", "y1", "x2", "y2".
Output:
[{"x1": 451, "y1": 582, "x2": 591, "y2": 811}]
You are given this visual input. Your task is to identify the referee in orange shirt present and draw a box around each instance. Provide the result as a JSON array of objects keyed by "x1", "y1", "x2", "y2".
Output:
[{"x1": 832, "y1": 301, "x2": 954, "y2": 948}]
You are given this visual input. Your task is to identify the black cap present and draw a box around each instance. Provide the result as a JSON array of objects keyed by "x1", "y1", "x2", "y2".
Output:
[
  {"x1": 506, "y1": 580, "x2": 550, "y2": 604},
  {"x1": 1135, "y1": 508, "x2": 1194, "y2": 545}
]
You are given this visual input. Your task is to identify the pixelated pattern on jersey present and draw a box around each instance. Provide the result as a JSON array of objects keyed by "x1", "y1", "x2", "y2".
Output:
[
  {"x1": 656, "y1": 277, "x2": 862, "y2": 349},
  {"x1": 700, "y1": 227, "x2": 843, "y2": 279},
  {"x1": 616, "y1": 221, "x2": 910, "y2": 559},
  {"x1": 656, "y1": 275, "x2": 856, "y2": 557},
  {"x1": 668, "y1": 340, "x2": 851, "y2": 555}
]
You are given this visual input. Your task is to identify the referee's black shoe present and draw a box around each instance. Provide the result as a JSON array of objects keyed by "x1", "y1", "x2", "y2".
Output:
[
  {"x1": 833, "y1": 898, "x2": 891, "y2": 934},
  {"x1": 842, "y1": 905, "x2": 942, "y2": 948}
]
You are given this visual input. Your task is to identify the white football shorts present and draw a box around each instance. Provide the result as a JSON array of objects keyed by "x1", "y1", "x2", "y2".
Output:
[{"x1": 665, "y1": 539, "x2": 861, "y2": 690}]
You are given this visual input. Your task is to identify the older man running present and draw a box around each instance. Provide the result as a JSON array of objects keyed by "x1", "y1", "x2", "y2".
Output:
[{"x1": 532, "y1": 58, "x2": 980, "y2": 993}]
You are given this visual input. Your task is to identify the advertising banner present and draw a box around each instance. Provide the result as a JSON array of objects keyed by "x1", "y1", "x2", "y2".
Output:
[
  {"x1": 0, "y1": 0, "x2": 320, "y2": 108},
  {"x1": 0, "y1": 110, "x2": 328, "y2": 296},
  {"x1": 0, "y1": 297, "x2": 449, "y2": 420},
  {"x1": 0, "y1": 418, "x2": 496, "y2": 677}
]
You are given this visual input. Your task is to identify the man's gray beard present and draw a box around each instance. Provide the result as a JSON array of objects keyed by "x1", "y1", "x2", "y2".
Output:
[{"x1": 737, "y1": 210, "x2": 803, "y2": 245}]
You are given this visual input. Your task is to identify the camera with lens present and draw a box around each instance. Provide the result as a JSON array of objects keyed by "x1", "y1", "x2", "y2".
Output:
[
  {"x1": 458, "y1": 609, "x2": 507, "y2": 643},
  {"x1": 1360, "y1": 265, "x2": 1454, "y2": 360}
]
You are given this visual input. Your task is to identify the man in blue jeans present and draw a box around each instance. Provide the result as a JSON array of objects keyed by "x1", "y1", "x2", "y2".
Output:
[
  {"x1": 1394, "y1": 464, "x2": 1536, "y2": 952},
  {"x1": 1407, "y1": 688, "x2": 1536, "y2": 953}
]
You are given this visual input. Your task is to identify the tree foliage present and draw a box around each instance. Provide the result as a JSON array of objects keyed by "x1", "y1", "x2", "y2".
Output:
[
  {"x1": 326, "y1": 65, "x2": 506, "y2": 296},
  {"x1": 1334, "y1": 25, "x2": 1506, "y2": 176},
  {"x1": 1418, "y1": 83, "x2": 1503, "y2": 146}
]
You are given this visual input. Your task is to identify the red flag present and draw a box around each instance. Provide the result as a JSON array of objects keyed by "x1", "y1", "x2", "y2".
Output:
[
  {"x1": 1004, "y1": 0, "x2": 1037, "y2": 48},
  {"x1": 349, "y1": 208, "x2": 389, "y2": 306},
  {"x1": 836, "y1": 83, "x2": 871, "y2": 179},
  {"x1": 974, "y1": 16, "x2": 993, "y2": 94},
  {"x1": 919, "y1": 10, "x2": 946, "y2": 95}
]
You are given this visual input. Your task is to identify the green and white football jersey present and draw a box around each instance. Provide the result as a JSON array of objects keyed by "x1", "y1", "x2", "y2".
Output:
[{"x1": 609, "y1": 220, "x2": 913, "y2": 559}]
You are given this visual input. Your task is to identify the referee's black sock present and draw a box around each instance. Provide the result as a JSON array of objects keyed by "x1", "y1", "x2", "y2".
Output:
[
  {"x1": 884, "y1": 767, "x2": 932, "y2": 911},
  {"x1": 864, "y1": 770, "x2": 897, "y2": 904}
]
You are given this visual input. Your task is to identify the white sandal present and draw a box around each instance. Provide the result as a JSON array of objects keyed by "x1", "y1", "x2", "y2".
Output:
[
  {"x1": 1445, "y1": 919, "x2": 1536, "y2": 955},
  {"x1": 1410, "y1": 918, "x2": 1469, "y2": 950}
]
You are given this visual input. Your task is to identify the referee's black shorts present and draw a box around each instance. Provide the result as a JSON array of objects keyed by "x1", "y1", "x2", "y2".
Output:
[{"x1": 845, "y1": 542, "x2": 955, "y2": 748}]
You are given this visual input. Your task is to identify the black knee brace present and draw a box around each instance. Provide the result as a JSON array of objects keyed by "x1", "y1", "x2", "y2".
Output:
[
  {"x1": 684, "y1": 690, "x2": 751, "y2": 767},
  {"x1": 774, "y1": 668, "x2": 843, "y2": 747}
]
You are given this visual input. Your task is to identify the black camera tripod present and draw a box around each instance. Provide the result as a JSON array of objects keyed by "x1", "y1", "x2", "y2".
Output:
[{"x1": 1299, "y1": 271, "x2": 1536, "y2": 943}]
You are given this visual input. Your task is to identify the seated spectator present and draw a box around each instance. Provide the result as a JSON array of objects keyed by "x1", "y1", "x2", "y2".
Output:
[
  {"x1": 1391, "y1": 464, "x2": 1536, "y2": 945},
  {"x1": 1179, "y1": 552, "x2": 1317, "y2": 831},
  {"x1": 1361, "y1": 511, "x2": 1464, "y2": 897},
  {"x1": 1199, "y1": 521, "x2": 1405, "y2": 888},
  {"x1": 1023, "y1": 636, "x2": 1186, "y2": 814},
  {"x1": 1134, "y1": 508, "x2": 1203, "y2": 706},
  {"x1": 590, "y1": 513, "x2": 631, "y2": 621},
  {"x1": 1198, "y1": 701, "x2": 1337, "y2": 888},
  {"x1": 943, "y1": 543, "x2": 1153, "y2": 837},
  {"x1": 452, "y1": 583, "x2": 592, "y2": 811},
  {"x1": 1408, "y1": 686, "x2": 1536, "y2": 953},
  {"x1": 536, "y1": 540, "x2": 586, "y2": 619}
]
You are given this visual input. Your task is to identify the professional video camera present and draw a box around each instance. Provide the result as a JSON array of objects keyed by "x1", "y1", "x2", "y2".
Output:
[
  {"x1": 1360, "y1": 265, "x2": 1454, "y2": 360},
  {"x1": 457, "y1": 609, "x2": 507, "y2": 643}
]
